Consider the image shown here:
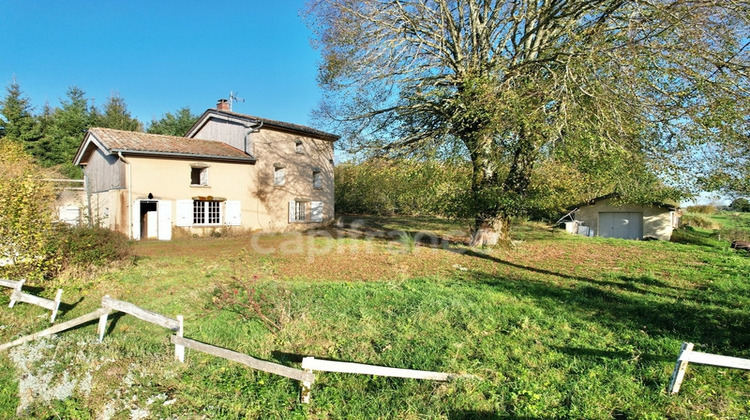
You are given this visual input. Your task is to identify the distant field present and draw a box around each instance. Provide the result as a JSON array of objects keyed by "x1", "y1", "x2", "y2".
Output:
[
  {"x1": 1, "y1": 216, "x2": 749, "y2": 418},
  {"x1": 708, "y1": 211, "x2": 750, "y2": 232},
  {"x1": 679, "y1": 210, "x2": 750, "y2": 243}
]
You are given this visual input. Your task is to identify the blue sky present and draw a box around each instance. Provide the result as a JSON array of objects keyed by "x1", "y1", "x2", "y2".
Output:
[
  {"x1": 0, "y1": 0, "x2": 322, "y2": 127},
  {"x1": 0, "y1": 2, "x2": 733, "y2": 205}
]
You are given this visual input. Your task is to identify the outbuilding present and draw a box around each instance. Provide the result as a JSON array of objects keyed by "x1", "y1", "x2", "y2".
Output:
[{"x1": 564, "y1": 194, "x2": 680, "y2": 241}]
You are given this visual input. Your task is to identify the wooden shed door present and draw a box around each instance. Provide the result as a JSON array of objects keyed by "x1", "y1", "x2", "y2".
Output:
[{"x1": 599, "y1": 212, "x2": 643, "y2": 239}]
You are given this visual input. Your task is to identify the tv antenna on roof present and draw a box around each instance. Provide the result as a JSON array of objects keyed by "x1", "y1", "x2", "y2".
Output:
[{"x1": 229, "y1": 91, "x2": 245, "y2": 111}]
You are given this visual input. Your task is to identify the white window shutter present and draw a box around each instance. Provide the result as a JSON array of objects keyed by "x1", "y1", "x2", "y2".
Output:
[
  {"x1": 176, "y1": 200, "x2": 193, "y2": 227},
  {"x1": 225, "y1": 201, "x2": 241, "y2": 226},
  {"x1": 131, "y1": 201, "x2": 141, "y2": 240},
  {"x1": 289, "y1": 201, "x2": 295, "y2": 223},
  {"x1": 311, "y1": 201, "x2": 324, "y2": 222}
]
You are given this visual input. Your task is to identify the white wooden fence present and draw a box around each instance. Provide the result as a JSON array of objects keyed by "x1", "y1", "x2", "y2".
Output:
[
  {"x1": 9, "y1": 295, "x2": 750, "y2": 403},
  {"x1": 1, "y1": 278, "x2": 63, "y2": 322},
  {"x1": 1, "y1": 293, "x2": 471, "y2": 403},
  {"x1": 669, "y1": 342, "x2": 750, "y2": 394},
  {"x1": 0, "y1": 295, "x2": 184, "y2": 360}
]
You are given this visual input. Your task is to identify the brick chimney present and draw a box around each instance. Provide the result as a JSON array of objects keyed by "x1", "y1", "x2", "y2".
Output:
[{"x1": 217, "y1": 99, "x2": 230, "y2": 111}]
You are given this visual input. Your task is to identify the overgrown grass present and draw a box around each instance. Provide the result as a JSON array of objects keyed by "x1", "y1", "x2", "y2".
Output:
[{"x1": 1, "y1": 217, "x2": 749, "y2": 418}]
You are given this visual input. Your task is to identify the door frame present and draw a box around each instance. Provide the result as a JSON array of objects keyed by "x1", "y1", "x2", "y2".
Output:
[{"x1": 132, "y1": 199, "x2": 172, "y2": 241}]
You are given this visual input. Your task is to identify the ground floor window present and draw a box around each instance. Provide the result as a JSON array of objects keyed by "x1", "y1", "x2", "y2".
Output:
[
  {"x1": 289, "y1": 200, "x2": 324, "y2": 223},
  {"x1": 176, "y1": 199, "x2": 241, "y2": 228},
  {"x1": 193, "y1": 200, "x2": 221, "y2": 225},
  {"x1": 292, "y1": 201, "x2": 306, "y2": 222}
]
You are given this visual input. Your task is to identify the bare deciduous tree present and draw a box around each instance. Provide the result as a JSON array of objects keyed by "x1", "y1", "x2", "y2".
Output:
[{"x1": 306, "y1": 0, "x2": 749, "y2": 245}]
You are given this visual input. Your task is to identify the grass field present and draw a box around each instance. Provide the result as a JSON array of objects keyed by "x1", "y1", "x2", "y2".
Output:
[{"x1": 1, "y1": 216, "x2": 749, "y2": 418}]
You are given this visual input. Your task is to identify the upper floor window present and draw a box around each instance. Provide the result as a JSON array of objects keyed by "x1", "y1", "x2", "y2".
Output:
[
  {"x1": 191, "y1": 164, "x2": 209, "y2": 186},
  {"x1": 295, "y1": 139, "x2": 304, "y2": 154},
  {"x1": 313, "y1": 170, "x2": 323, "y2": 190},
  {"x1": 274, "y1": 163, "x2": 286, "y2": 186}
]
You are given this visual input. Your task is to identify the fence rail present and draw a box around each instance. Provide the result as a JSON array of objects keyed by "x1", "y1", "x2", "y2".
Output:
[
  {"x1": 0, "y1": 295, "x2": 184, "y2": 361},
  {"x1": 101, "y1": 296, "x2": 179, "y2": 331},
  {"x1": 11, "y1": 289, "x2": 63, "y2": 322},
  {"x1": 669, "y1": 342, "x2": 750, "y2": 394},
  {"x1": 97, "y1": 295, "x2": 184, "y2": 360},
  {"x1": 171, "y1": 335, "x2": 313, "y2": 383},
  {"x1": 302, "y1": 357, "x2": 457, "y2": 381},
  {"x1": 0, "y1": 308, "x2": 108, "y2": 352},
  {"x1": 0, "y1": 278, "x2": 22, "y2": 289}
]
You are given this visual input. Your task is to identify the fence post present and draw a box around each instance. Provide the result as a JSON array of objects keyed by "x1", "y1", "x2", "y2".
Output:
[
  {"x1": 8, "y1": 279, "x2": 25, "y2": 308},
  {"x1": 175, "y1": 315, "x2": 184, "y2": 363},
  {"x1": 669, "y1": 342, "x2": 694, "y2": 394},
  {"x1": 50, "y1": 289, "x2": 63, "y2": 323},
  {"x1": 98, "y1": 295, "x2": 111, "y2": 342},
  {"x1": 301, "y1": 357, "x2": 315, "y2": 404}
]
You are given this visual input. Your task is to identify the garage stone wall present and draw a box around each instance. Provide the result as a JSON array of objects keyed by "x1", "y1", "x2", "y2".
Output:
[{"x1": 574, "y1": 197, "x2": 676, "y2": 240}]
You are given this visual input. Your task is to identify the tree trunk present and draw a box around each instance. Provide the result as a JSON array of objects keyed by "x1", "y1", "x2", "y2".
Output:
[
  {"x1": 465, "y1": 131, "x2": 507, "y2": 247},
  {"x1": 470, "y1": 215, "x2": 510, "y2": 247},
  {"x1": 466, "y1": 124, "x2": 537, "y2": 248}
]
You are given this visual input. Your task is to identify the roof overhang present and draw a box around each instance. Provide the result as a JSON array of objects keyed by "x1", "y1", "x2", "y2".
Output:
[
  {"x1": 108, "y1": 148, "x2": 256, "y2": 164},
  {"x1": 569, "y1": 193, "x2": 679, "y2": 211},
  {"x1": 73, "y1": 129, "x2": 257, "y2": 166},
  {"x1": 73, "y1": 130, "x2": 108, "y2": 166},
  {"x1": 185, "y1": 110, "x2": 262, "y2": 138}
]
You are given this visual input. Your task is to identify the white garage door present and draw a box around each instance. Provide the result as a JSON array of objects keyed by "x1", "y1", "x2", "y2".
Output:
[{"x1": 599, "y1": 212, "x2": 643, "y2": 239}]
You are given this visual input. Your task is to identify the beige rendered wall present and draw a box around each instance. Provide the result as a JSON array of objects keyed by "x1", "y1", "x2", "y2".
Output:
[
  {"x1": 574, "y1": 198, "x2": 674, "y2": 240},
  {"x1": 125, "y1": 156, "x2": 257, "y2": 236}
]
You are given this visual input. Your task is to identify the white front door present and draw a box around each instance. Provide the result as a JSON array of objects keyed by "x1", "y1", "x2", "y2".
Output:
[
  {"x1": 133, "y1": 200, "x2": 173, "y2": 241},
  {"x1": 157, "y1": 200, "x2": 172, "y2": 241},
  {"x1": 146, "y1": 211, "x2": 158, "y2": 238}
]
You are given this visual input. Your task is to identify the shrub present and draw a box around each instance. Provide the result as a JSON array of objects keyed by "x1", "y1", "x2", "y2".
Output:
[
  {"x1": 212, "y1": 250, "x2": 291, "y2": 333},
  {"x1": 680, "y1": 213, "x2": 720, "y2": 230},
  {"x1": 0, "y1": 139, "x2": 59, "y2": 281},
  {"x1": 53, "y1": 225, "x2": 132, "y2": 268},
  {"x1": 334, "y1": 158, "x2": 472, "y2": 218},
  {"x1": 686, "y1": 204, "x2": 718, "y2": 214}
]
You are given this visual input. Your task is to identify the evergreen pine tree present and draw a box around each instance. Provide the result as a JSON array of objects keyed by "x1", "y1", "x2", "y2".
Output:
[
  {"x1": 38, "y1": 86, "x2": 93, "y2": 177},
  {"x1": 97, "y1": 92, "x2": 143, "y2": 131},
  {"x1": 0, "y1": 81, "x2": 43, "y2": 154},
  {"x1": 147, "y1": 107, "x2": 198, "y2": 136}
]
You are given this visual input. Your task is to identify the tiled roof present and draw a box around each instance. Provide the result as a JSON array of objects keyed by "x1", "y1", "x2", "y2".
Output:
[
  {"x1": 189, "y1": 109, "x2": 340, "y2": 141},
  {"x1": 86, "y1": 127, "x2": 256, "y2": 162}
]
